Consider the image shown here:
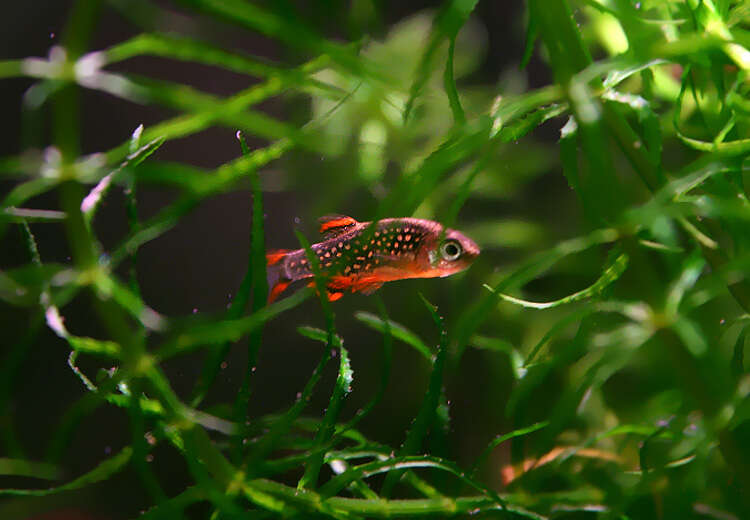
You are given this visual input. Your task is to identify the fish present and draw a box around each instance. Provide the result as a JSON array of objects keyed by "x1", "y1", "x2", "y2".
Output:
[{"x1": 266, "y1": 215, "x2": 480, "y2": 302}]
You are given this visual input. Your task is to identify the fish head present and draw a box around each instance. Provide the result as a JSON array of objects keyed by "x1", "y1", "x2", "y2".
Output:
[{"x1": 421, "y1": 226, "x2": 480, "y2": 277}]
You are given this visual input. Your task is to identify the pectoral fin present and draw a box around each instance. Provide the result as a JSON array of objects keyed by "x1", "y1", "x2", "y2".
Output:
[{"x1": 328, "y1": 275, "x2": 384, "y2": 296}]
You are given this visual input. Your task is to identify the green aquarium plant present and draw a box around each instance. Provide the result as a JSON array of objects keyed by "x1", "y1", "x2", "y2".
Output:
[{"x1": 0, "y1": 0, "x2": 749, "y2": 518}]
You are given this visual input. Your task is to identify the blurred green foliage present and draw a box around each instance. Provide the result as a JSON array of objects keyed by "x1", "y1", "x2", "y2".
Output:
[{"x1": 1, "y1": 0, "x2": 750, "y2": 518}]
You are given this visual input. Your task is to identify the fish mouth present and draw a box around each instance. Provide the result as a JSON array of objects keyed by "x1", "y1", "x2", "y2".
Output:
[{"x1": 462, "y1": 237, "x2": 481, "y2": 258}]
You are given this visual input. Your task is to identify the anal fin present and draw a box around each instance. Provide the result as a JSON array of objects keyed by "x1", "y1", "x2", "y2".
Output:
[
  {"x1": 327, "y1": 291, "x2": 344, "y2": 302},
  {"x1": 306, "y1": 280, "x2": 344, "y2": 302},
  {"x1": 358, "y1": 282, "x2": 383, "y2": 295},
  {"x1": 328, "y1": 275, "x2": 384, "y2": 296},
  {"x1": 268, "y1": 280, "x2": 291, "y2": 303}
]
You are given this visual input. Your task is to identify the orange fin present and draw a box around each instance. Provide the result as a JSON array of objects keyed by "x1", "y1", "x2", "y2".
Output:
[
  {"x1": 318, "y1": 215, "x2": 358, "y2": 236},
  {"x1": 267, "y1": 249, "x2": 292, "y2": 266},
  {"x1": 329, "y1": 275, "x2": 384, "y2": 295},
  {"x1": 359, "y1": 282, "x2": 383, "y2": 295},
  {"x1": 306, "y1": 281, "x2": 344, "y2": 302},
  {"x1": 268, "y1": 280, "x2": 291, "y2": 303},
  {"x1": 327, "y1": 291, "x2": 344, "y2": 302}
]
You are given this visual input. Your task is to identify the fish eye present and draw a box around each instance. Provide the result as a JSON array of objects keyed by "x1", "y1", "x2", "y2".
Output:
[{"x1": 440, "y1": 240, "x2": 462, "y2": 261}]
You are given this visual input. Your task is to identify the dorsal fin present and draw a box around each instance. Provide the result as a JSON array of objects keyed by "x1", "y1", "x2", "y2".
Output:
[
  {"x1": 318, "y1": 215, "x2": 359, "y2": 237},
  {"x1": 266, "y1": 249, "x2": 292, "y2": 266}
]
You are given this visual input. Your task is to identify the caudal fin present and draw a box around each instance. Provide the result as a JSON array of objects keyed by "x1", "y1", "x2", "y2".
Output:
[{"x1": 267, "y1": 249, "x2": 292, "y2": 303}]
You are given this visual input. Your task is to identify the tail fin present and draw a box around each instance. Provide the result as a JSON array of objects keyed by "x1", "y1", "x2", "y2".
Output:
[{"x1": 267, "y1": 249, "x2": 292, "y2": 303}]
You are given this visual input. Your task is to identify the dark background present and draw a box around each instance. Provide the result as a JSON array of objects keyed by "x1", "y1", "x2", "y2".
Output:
[{"x1": 0, "y1": 1, "x2": 574, "y2": 517}]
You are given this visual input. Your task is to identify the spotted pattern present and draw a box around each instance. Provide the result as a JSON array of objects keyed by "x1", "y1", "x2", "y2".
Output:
[{"x1": 282, "y1": 220, "x2": 432, "y2": 279}]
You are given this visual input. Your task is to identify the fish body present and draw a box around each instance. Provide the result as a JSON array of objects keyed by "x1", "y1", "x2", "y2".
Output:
[{"x1": 267, "y1": 215, "x2": 479, "y2": 302}]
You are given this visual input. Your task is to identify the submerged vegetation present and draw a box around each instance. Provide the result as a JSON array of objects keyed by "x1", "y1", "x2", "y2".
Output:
[{"x1": 1, "y1": 0, "x2": 749, "y2": 518}]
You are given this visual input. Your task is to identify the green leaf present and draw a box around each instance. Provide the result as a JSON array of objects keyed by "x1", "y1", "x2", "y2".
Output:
[
  {"x1": 104, "y1": 33, "x2": 289, "y2": 79},
  {"x1": 382, "y1": 295, "x2": 449, "y2": 496},
  {"x1": 355, "y1": 311, "x2": 433, "y2": 361},
  {"x1": 0, "y1": 447, "x2": 132, "y2": 496},
  {"x1": 318, "y1": 454, "x2": 509, "y2": 513},
  {"x1": 0, "y1": 208, "x2": 66, "y2": 223},
  {"x1": 297, "y1": 326, "x2": 343, "y2": 347},
  {"x1": 731, "y1": 327, "x2": 748, "y2": 379},
  {"x1": 0, "y1": 458, "x2": 61, "y2": 480},
  {"x1": 341, "y1": 298, "x2": 393, "y2": 434},
  {"x1": 485, "y1": 252, "x2": 629, "y2": 310},
  {"x1": 405, "y1": 0, "x2": 478, "y2": 123},
  {"x1": 299, "y1": 342, "x2": 353, "y2": 489},
  {"x1": 453, "y1": 227, "x2": 621, "y2": 355},
  {"x1": 444, "y1": 37, "x2": 466, "y2": 126},
  {"x1": 94, "y1": 272, "x2": 166, "y2": 331},
  {"x1": 157, "y1": 288, "x2": 309, "y2": 359},
  {"x1": 524, "y1": 307, "x2": 596, "y2": 366},
  {"x1": 66, "y1": 336, "x2": 121, "y2": 358},
  {"x1": 81, "y1": 127, "x2": 164, "y2": 224},
  {"x1": 176, "y1": 0, "x2": 374, "y2": 80},
  {"x1": 471, "y1": 421, "x2": 549, "y2": 474},
  {"x1": 520, "y1": 3, "x2": 538, "y2": 70}
]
